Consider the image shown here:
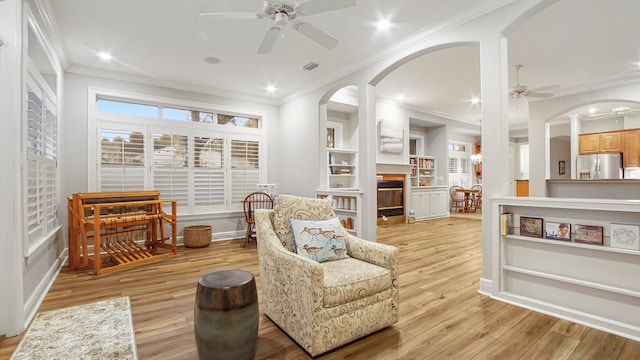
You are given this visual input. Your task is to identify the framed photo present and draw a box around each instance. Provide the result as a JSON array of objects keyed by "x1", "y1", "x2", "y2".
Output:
[
  {"x1": 559, "y1": 160, "x2": 566, "y2": 175},
  {"x1": 610, "y1": 223, "x2": 640, "y2": 250},
  {"x1": 520, "y1": 216, "x2": 543, "y2": 238},
  {"x1": 545, "y1": 222, "x2": 571, "y2": 241},
  {"x1": 574, "y1": 224, "x2": 603, "y2": 245}
]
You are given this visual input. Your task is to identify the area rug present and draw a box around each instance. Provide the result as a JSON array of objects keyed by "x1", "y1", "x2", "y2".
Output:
[{"x1": 11, "y1": 297, "x2": 137, "y2": 360}]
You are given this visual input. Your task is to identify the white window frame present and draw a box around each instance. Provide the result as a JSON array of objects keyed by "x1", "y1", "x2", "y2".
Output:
[{"x1": 87, "y1": 88, "x2": 267, "y2": 214}]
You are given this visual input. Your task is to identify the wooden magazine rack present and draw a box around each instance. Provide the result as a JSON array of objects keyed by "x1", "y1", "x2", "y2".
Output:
[{"x1": 67, "y1": 191, "x2": 177, "y2": 274}]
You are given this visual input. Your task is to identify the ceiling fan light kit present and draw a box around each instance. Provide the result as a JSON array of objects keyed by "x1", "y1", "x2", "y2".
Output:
[{"x1": 200, "y1": 0, "x2": 356, "y2": 54}]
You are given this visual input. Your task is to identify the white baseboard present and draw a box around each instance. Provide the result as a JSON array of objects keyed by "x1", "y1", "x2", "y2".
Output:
[
  {"x1": 477, "y1": 277, "x2": 493, "y2": 296},
  {"x1": 23, "y1": 248, "x2": 68, "y2": 331}
]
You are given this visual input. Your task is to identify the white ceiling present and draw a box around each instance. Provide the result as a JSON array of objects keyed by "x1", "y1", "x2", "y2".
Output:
[{"x1": 46, "y1": 0, "x2": 640, "y2": 133}]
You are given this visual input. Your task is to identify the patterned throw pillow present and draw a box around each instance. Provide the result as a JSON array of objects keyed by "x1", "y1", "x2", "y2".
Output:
[
  {"x1": 272, "y1": 195, "x2": 336, "y2": 252},
  {"x1": 290, "y1": 217, "x2": 349, "y2": 263}
]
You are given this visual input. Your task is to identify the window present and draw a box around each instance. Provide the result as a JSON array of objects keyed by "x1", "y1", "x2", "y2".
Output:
[
  {"x1": 448, "y1": 141, "x2": 471, "y2": 188},
  {"x1": 92, "y1": 93, "x2": 264, "y2": 213},
  {"x1": 25, "y1": 74, "x2": 59, "y2": 251}
]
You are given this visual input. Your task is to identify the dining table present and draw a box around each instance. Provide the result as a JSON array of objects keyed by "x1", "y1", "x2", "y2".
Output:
[{"x1": 455, "y1": 188, "x2": 480, "y2": 213}]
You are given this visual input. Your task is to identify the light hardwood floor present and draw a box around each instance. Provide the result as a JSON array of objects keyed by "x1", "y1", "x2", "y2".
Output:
[{"x1": 2, "y1": 217, "x2": 639, "y2": 359}]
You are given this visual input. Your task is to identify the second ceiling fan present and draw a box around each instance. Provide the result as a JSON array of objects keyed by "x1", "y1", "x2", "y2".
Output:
[
  {"x1": 200, "y1": 0, "x2": 356, "y2": 54},
  {"x1": 509, "y1": 64, "x2": 556, "y2": 100}
]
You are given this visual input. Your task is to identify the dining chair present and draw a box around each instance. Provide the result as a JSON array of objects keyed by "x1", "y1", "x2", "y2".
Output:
[
  {"x1": 470, "y1": 184, "x2": 482, "y2": 212},
  {"x1": 242, "y1": 192, "x2": 274, "y2": 247},
  {"x1": 449, "y1": 186, "x2": 465, "y2": 213}
]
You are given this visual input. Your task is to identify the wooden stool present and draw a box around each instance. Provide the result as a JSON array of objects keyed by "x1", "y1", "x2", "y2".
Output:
[{"x1": 194, "y1": 270, "x2": 258, "y2": 360}]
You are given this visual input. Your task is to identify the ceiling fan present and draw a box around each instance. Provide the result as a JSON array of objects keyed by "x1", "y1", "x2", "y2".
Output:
[
  {"x1": 587, "y1": 105, "x2": 640, "y2": 119},
  {"x1": 509, "y1": 64, "x2": 555, "y2": 100},
  {"x1": 200, "y1": 0, "x2": 356, "y2": 54}
]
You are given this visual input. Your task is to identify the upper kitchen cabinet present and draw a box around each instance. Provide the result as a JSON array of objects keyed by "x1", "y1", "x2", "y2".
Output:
[
  {"x1": 623, "y1": 129, "x2": 640, "y2": 168},
  {"x1": 578, "y1": 131, "x2": 621, "y2": 154}
]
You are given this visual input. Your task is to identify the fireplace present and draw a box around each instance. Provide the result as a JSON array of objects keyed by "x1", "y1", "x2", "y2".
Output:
[{"x1": 377, "y1": 180, "x2": 404, "y2": 218}]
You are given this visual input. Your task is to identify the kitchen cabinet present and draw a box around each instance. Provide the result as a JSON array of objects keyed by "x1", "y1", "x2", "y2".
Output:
[
  {"x1": 515, "y1": 180, "x2": 529, "y2": 197},
  {"x1": 623, "y1": 130, "x2": 640, "y2": 168},
  {"x1": 600, "y1": 131, "x2": 622, "y2": 152},
  {"x1": 578, "y1": 132, "x2": 621, "y2": 154}
]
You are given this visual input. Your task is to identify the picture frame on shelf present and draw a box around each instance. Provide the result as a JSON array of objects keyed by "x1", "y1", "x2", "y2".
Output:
[
  {"x1": 610, "y1": 223, "x2": 640, "y2": 250},
  {"x1": 519, "y1": 216, "x2": 543, "y2": 238},
  {"x1": 545, "y1": 222, "x2": 571, "y2": 241},
  {"x1": 574, "y1": 224, "x2": 604, "y2": 245}
]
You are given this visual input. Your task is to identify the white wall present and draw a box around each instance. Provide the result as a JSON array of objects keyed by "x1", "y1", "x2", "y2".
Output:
[{"x1": 549, "y1": 137, "x2": 571, "y2": 179}]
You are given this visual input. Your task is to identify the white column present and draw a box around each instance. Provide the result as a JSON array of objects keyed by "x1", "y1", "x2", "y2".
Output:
[
  {"x1": 478, "y1": 35, "x2": 511, "y2": 293},
  {"x1": 570, "y1": 114, "x2": 580, "y2": 179}
]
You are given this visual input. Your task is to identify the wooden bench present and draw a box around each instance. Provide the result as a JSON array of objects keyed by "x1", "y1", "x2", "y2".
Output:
[{"x1": 67, "y1": 191, "x2": 177, "y2": 274}]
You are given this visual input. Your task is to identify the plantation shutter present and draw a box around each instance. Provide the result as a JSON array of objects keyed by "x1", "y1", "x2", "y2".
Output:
[
  {"x1": 44, "y1": 96, "x2": 58, "y2": 227},
  {"x1": 448, "y1": 157, "x2": 457, "y2": 174},
  {"x1": 230, "y1": 138, "x2": 260, "y2": 206},
  {"x1": 26, "y1": 78, "x2": 45, "y2": 241},
  {"x1": 194, "y1": 135, "x2": 225, "y2": 209},
  {"x1": 99, "y1": 128, "x2": 145, "y2": 192},
  {"x1": 152, "y1": 132, "x2": 189, "y2": 208},
  {"x1": 460, "y1": 158, "x2": 470, "y2": 174}
]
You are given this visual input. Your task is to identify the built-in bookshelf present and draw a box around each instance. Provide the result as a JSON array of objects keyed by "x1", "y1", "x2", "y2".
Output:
[
  {"x1": 315, "y1": 190, "x2": 362, "y2": 237},
  {"x1": 492, "y1": 197, "x2": 640, "y2": 341},
  {"x1": 409, "y1": 156, "x2": 436, "y2": 187},
  {"x1": 328, "y1": 149, "x2": 357, "y2": 190}
]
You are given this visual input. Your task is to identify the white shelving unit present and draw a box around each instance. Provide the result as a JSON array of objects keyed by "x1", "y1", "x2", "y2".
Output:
[
  {"x1": 491, "y1": 197, "x2": 640, "y2": 341},
  {"x1": 409, "y1": 156, "x2": 436, "y2": 187},
  {"x1": 328, "y1": 149, "x2": 358, "y2": 190},
  {"x1": 315, "y1": 190, "x2": 362, "y2": 237}
]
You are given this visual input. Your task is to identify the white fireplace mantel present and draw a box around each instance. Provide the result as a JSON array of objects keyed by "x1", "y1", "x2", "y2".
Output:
[{"x1": 376, "y1": 163, "x2": 413, "y2": 175}]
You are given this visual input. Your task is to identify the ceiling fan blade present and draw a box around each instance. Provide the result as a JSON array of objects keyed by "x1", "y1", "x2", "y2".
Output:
[
  {"x1": 257, "y1": 26, "x2": 281, "y2": 54},
  {"x1": 199, "y1": 12, "x2": 263, "y2": 20},
  {"x1": 293, "y1": 21, "x2": 339, "y2": 49},
  {"x1": 526, "y1": 92, "x2": 553, "y2": 98},
  {"x1": 530, "y1": 84, "x2": 559, "y2": 92},
  {"x1": 296, "y1": 0, "x2": 356, "y2": 16}
]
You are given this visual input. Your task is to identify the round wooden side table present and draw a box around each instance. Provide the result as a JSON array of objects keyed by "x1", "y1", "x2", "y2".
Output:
[{"x1": 194, "y1": 269, "x2": 258, "y2": 360}]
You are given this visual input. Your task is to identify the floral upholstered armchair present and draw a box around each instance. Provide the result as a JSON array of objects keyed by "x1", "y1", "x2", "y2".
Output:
[{"x1": 254, "y1": 194, "x2": 399, "y2": 357}]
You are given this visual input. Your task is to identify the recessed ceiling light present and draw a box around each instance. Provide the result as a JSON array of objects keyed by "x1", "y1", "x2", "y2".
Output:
[
  {"x1": 471, "y1": 97, "x2": 480, "y2": 105},
  {"x1": 588, "y1": 106, "x2": 597, "y2": 114},
  {"x1": 376, "y1": 19, "x2": 391, "y2": 31},
  {"x1": 204, "y1": 56, "x2": 221, "y2": 64},
  {"x1": 266, "y1": 85, "x2": 276, "y2": 93},
  {"x1": 97, "y1": 52, "x2": 112, "y2": 61},
  {"x1": 396, "y1": 94, "x2": 404, "y2": 102}
]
